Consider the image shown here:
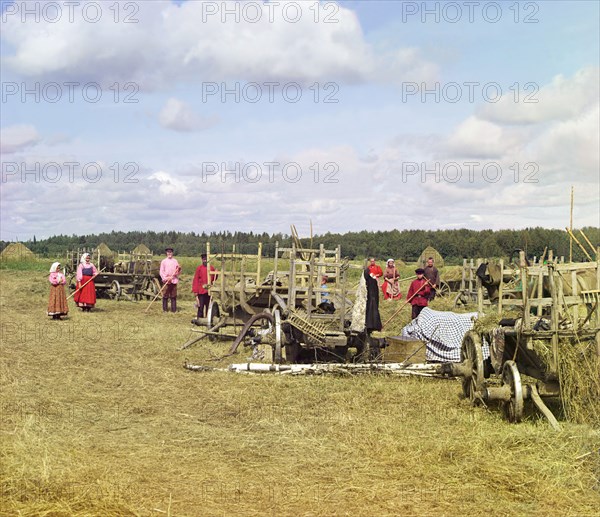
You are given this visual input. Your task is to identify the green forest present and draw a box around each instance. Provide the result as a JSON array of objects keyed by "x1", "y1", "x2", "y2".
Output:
[{"x1": 2, "y1": 227, "x2": 599, "y2": 264}]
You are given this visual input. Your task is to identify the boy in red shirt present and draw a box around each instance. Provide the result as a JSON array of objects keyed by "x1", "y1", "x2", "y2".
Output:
[{"x1": 407, "y1": 268, "x2": 431, "y2": 320}]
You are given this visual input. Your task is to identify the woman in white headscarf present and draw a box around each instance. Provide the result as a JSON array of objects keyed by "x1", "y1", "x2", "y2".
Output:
[
  {"x1": 73, "y1": 253, "x2": 97, "y2": 311},
  {"x1": 47, "y1": 262, "x2": 68, "y2": 319},
  {"x1": 382, "y1": 258, "x2": 402, "y2": 300}
]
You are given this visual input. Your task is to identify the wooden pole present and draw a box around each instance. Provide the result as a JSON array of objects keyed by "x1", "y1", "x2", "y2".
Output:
[
  {"x1": 566, "y1": 228, "x2": 593, "y2": 262},
  {"x1": 579, "y1": 229, "x2": 597, "y2": 259},
  {"x1": 144, "y1": 268, "x2": 179, "y2": 313},
  {"x1": 569, "y1": 186, "x2": 574, "y2": 262},
  {"x1": 66, "y1": 268, "x2": 106, "y2": 300},
  {"x1": 382, "y1": 280, "x2": 433, "y2": 328}
]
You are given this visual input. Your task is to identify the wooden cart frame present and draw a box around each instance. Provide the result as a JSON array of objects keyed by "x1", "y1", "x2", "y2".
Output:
[
  {"x1": 450, "y1": 250, "x2": 600, "y2": 426},
  {"x1": 184, "y1": 242, "x2": 383, "y2": 363},
  {"x1": 65, "y1": 248, "x2": 161, "y2": 301}
]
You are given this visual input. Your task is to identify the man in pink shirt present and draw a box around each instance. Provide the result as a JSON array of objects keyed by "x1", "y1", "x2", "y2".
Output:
[{"x1": 160, "y1": 247, "x2": 181, "y2": 312}]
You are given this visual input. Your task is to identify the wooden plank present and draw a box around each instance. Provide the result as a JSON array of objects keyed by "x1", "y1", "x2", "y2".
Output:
[{"x1": 384, "y1": 337, "x2": 427, "y2": 364}]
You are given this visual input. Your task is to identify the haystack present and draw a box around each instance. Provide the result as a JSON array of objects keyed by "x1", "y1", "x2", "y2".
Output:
[
  {"x1": 133, "y1": 243, "x2": 152, "y2": 255},
  {"x1": 0, "y1": 242, "x2": 35, "y2": 260},
  {"x1": 96, "y1": 242, "x2": 114, "y2": 257},
  {"x1": 418, "y1": 246, "x2": 445, "y2": 267}
]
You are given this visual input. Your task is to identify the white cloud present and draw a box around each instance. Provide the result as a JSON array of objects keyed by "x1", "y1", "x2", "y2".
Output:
[
  {"x1": 478, "y1": 67, "x2": 600, "y2": 125},
  {"x1": 0, "y1": 124, "x2": 40, "y2": 154},
  {"x1": 158, "y1": 97, "x2": 217, "y2": 132},
  {"x1": 1, "y1": 1, "x2": 437, "y2": 89},
  {"x1": 149, "y1": 170, "x2": 188, "y2": 196},
  {"x1": 442, "y1": 116, "x2": 524, "y2": 159}
]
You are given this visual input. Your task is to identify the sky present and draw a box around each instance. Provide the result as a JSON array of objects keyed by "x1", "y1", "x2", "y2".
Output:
[{"x1": 1, "y1": 0, "x2": 599, "y2": 241}]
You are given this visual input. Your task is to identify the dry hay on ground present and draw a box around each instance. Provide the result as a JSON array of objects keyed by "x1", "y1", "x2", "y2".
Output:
[
  {"x1": 1, "y1": 268, "x2": 599, "y2": 516},
  {"x1": 441, "y1": 265, "x2": 465, "y2": 282}
]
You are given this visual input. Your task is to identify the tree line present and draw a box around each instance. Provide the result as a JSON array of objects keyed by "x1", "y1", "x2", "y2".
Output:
[{"x1": 2, "y1": 227, "x2": 598, "y2": 265}]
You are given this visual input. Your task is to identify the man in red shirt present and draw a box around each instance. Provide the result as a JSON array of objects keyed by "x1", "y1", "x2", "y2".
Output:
[
  {"x1": 407, "y1": 268, "x2": 431, "y2": 320},
  {"x1": 192, "y1": 253, "x2": 217, "y2": 319}
]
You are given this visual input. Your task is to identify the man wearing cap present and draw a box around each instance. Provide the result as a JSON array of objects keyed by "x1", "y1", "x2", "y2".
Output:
[
  {"x1": 160, "y1": 247, "x2": 181, "y2": 313},
  {"x1": 192, "y1": 253, "x2": 217, "y2": 320},
  {"x1": 407, "y1": 268, "x2": 431, "y2": 319}
]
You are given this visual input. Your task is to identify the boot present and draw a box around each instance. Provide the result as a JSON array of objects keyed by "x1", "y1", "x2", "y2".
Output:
[
  {"x1": 162, "y1": 298, "x2": 168, "y2": 312},
  {"x1": 171, "y1": 298, "x2": 177, "y2": 313}
]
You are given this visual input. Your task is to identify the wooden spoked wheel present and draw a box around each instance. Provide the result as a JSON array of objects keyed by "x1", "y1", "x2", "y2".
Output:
[
  {"x1": 436, "y1": 281, "x2": 451, "y2": 298},
  {"x1": 108, "y1": 280, "x2": 121, "y2": 300},
  {"x1": 460, "y1": 331, "x2": 485, "y2": 405},
  {"x1": 501, "y1": 360, "x2": 524, "y2": 423}
]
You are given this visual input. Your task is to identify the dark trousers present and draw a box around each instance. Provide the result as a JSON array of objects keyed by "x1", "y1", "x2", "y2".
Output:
[
  {"x1": 196, "y1": 293, "x2": 210, "y2": 318},
  {"x1": 162, "y1": 297, "x2": 177, "y2": 312},
  {"x1": 411, "y1": 304, "x2": 426, "y2": 320}
]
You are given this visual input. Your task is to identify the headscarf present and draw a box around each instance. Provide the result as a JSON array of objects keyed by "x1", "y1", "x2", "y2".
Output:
[
  {"x1": 49, "y1": 262, "x2": 61, "y2": 273},
  {"x1": 385, "y1": 259, "x2": 398, "y2": 280},
  {"x1": 80, "y1": 253, "x2": 90, "y2": 264}
]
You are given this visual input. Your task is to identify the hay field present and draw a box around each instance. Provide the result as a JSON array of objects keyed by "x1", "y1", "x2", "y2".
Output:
[{"x1": 1, "y1": 264, "x2": 599, "y2": 516}]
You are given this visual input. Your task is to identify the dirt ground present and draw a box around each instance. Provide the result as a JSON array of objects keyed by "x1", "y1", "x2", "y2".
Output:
[{"x1": 1, "y1": 267, "x2": 599, "y2": 516}]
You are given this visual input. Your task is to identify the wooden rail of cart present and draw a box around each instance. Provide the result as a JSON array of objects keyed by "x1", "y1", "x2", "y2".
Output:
[
  {"x1": 65, "y1": 248, "x2": 161, "y2": 301},
  {"x1": 184, "y1": 242, "x2": 382, "y2": 362}
]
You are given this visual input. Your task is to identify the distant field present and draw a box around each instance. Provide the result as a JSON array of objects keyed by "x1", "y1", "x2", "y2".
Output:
[{"x1": 1, "y1": 263, "x2": 599, "y2": 516}]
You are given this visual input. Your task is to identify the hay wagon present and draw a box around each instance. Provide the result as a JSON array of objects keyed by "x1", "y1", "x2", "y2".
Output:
[
  {"x1": 65, "y1": 249, "x2": 161, "y2": 301},
  {"x1": 183, "y1": 243, "x2": 384, "y2": 363},
  {"x1": 449, "y1": 250, "x2": 600, "y2": 426}
]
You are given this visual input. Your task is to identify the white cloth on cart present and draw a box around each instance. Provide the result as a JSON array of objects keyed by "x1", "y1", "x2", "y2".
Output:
[{"x1": 401, "y1": 307, "x2": 490, "y2": 362}]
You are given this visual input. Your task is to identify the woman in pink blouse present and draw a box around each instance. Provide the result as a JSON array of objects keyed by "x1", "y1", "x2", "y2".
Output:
[
  {"x1": 47, "y1": 262, "x2": 68, "y2": 319},
  {"x1": 73, "y1": 253, "x2": 97, "y2": 311}
]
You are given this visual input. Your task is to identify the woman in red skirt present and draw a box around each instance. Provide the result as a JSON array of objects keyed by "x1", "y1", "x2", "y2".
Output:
[
  {"x1": 47, "y1": 262, "x2": 68, "y2": 320},
  {"x1": 74, "y1": 253, "x2": 97, "y2": 311},
  {"x1": 382, "y1": 258, "x2": 402, "y2": 300}
]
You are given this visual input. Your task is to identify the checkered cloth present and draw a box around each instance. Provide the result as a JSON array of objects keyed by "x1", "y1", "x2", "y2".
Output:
[{"x1": 401, "y1": 307, "x2": 490, "y2": 362}]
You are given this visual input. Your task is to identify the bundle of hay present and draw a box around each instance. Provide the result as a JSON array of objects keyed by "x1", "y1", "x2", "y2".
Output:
[
  {"x1": 533, "y1": 338, "x2": 600, "y2": 427},
  {"x1": 418, "y1": 246, "x2": 445, "y2": 267},
  {"x1": 133, "y1": 243, "x2": 152, "y2": 255},
  {"x1": 0, "y1": 242, "x2": 35, "y2": 260}
]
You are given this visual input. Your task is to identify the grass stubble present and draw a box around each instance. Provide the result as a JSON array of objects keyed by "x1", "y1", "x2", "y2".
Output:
[{"x1": 0, "y1": 266, "x2": 599, "y2": 516}]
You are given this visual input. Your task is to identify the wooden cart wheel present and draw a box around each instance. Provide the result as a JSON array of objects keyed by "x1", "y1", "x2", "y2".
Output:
[
  {"x1": 141, "y1": 277, "x2": 161, "y2": 300},
  {"x1": 460, "y1": 331, "x2": 485, "y2": 405},
  {"x1": 501, "y1": 360, "x2": 524, "y2": 423},
  {"x1": 453, "y1": 291, "x2": 468, "y2": 309},
  {"x1": 437, "y1": 281, "x2": 451, "y2": 298},
  {"x1": 253, "y1": 309, "x2": 284, "y2": 363},
  {"x1": 108, "y1": 280, "x2": 121, "y2": 300},
  {"x1": 206, "y1": 301, "x2": 221, "y2": 341}
]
